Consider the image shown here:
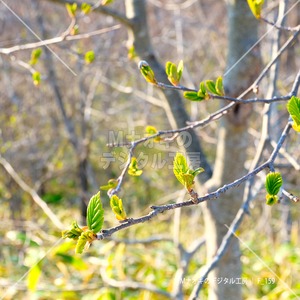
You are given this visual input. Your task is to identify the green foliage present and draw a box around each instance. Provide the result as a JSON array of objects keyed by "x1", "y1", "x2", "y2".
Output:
[
  {"x1": 110, "y1": 195, "x2": 127, "y2": 221},
  {"x1": 87, "y1": 192, "x2": 104, "y2": 234},
  {"x1": 165, "y1": 60, "x2": 183, "y2": 86},
  {"x1": 62, "y1": 220, "x2": 83, "y2": 240},
  {"x1": 128, "y1": 157, "x2": 143, "y2": 176},
  {"x1": 287, "y1": 96, "x2": 300, "y2": 132},
  {"x1": 75, "y1": 230, "x2": 96, "y2": 254},
  {"x1": 173, "y1": 153, "x2": 204, "y2": 191},
  {"x1": 32, "y1": 71, "x2": 41, "y2": 86},
  {"x1": 29, "y1": 48, "x2": 42, "y2": 65},
  {"x1": 247, "y1": 0, "x2": 264, "y2": 19},
  {"x1": 265, "y1": 172, "x2": 283, "y2": 205},
  {"x1": 84, "y1": 50, "x2": 95, "y2": 64},
  {"x1": 100, "y1": 178, "x2": 118, "y2": 191},
  {"x1": 138, "y1": 60, "x2": 157, "y2": 84},
  {"x1": 183, "y1": 77, "x2": 224, "y2": 102},
  {"x1": 66, "y1": 3, "x2": 77, "y2": 18},
  {"x1": 81, "y1": 3, "x2": 91, "y2": 14},
  {"x1": 145, "y1": 125, "x2": 161, "y2": 142}
]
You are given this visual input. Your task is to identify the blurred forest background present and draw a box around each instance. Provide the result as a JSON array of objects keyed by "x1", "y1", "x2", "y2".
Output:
[{"x1": 0, "y1": 0, "x2": 300, "y2": 299}]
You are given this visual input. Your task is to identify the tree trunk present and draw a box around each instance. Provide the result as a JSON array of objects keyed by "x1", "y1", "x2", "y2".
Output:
[{"x1": 202, "y1": 1, "x2": 261, "y2": 299}]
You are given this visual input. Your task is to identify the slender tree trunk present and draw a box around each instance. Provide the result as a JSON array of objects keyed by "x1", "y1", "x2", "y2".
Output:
[{"x1": 202, "y1": 1, "x2": 261, "y2": 299}]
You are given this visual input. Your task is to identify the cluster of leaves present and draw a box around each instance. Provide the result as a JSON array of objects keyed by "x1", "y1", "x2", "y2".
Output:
[
  {"x1": 66, "y1": 2, "x2": 92, "y2": 18},
  {"x1": 265, "y1": 172, "x2": 283, "y2": 205},
  {"x1": 183, "y1": 77, "x2": 224, "y2": 101},
  {"x1": 173, "y1": 153, "x2": 204, "y2": 193},
  {"x1": 287, "y1": 96, "x2": 300, "y2": 132},
  {"x1": 62, "y1": 192, "x2": 104, "y2": 254},
  {"x1": 139, "y1": 60, "x2": 224, "y2": 101}
]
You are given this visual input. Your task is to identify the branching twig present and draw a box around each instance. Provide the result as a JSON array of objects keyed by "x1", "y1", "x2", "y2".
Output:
[{"x1": 0, "y1": 156, "x2": 64, "y2": 230}]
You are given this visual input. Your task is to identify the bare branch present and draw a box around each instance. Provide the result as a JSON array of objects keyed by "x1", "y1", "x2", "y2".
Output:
[{"x1": 0, "y1": 156, "x2": 64, "y2": 230}]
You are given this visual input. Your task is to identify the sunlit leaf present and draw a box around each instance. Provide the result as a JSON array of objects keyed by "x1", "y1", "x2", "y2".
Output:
[
  {"x1": 265, "y1": 172, "x2": 283, "y2": 196},
  {"x1": 205, "y1": 80, "x2": 217, "y2": 95},
  {"x1": 183, "y1": 91, "x2": 204, "y2": 101},
  {"x1": 29, "y1": 48, "x2": 42, "y2": 65},
  {"x1": 100, "y1": 178, "x2": 118, "y2": 191},
  {"x1": 128, "y1": 157, "x2": 143, "y2": 176},
  {"x1": 32, "y1": 71, "x2": 41, "y2": 86},
  {"x1": 177, "y1": 60, "x2": 184, "y2": 82},
  {"x1": 102, "y1": 0, "x2": 114, "y2": 5},
  {"x1": 62, "y1": 220, "x2": 83, "y2": 240},
  {"x1": 66, "y1": 3, "x2": 77, "y2": 18},
  {"x1": 173, "y1": 153, "x2": 189, "y2": 186},
  {"x1": 266, "y1": 194, "x2": 278, "y2": 206},
  {"x1": 216, "y1": 76, "x2": 225, "y2": 96},
  {"x1": 85, "y1": 50, "x2": 95, "y2": 64},
  {"x1": 247, "y1": 0, "x2": 264, "y2": 19},
  {"x1": 287, "y1": 96, "x2": 300, "y2": 132},
  {"x1": 110, "y1": 195, "x2": 127, "y2": 221},
  {"x1": 145, "y1": 125, "x2": 161, "y2": 142},
  {"x1": 87, "y1": 192, "x2": 104, "y2": 234},
  {"x1": 138, "y1": 60, "x2": 157, "y2": 84},
  {"x1": 81, "y1": 3, "x2": 91, "y2": 14}
]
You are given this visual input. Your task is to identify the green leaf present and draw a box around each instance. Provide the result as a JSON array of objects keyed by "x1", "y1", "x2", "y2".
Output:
[
  {"x1": 247, "y1": 0, "x2": 264, "y2": 19},
  {"x1": 85, "y1": 50, "x2": 95, "y2": 64},
  {"x1": 183, "y1": 91, "x2": 205, "y2": 102},
  {"x1": 190, "y1": 167, "x2": 205, "y2": 177},
  {"x1": 216, "y1": 76, "x2": 225, "y2": 96},
  {"x1": 32, "y1": 71, "x2": 41, "y2": 86},
  {"x1": 75, "y1": 231, "x2": 95, "y2": 254},
  {"x1": 87, "y1": 192, "x2": 104, "y2": 234},
  {"x1": 205, "y1": 80, "x2": 217, "y2": 95},
  {"x1": 110, "y1": 195, "x2": 127, "y2": 221},
  {"x1": 198, "y1": 82, "x2": 210, "y2": 100},
  {"x1": 173, "y1": 153, "x2": 189, "y2": 186},
  {"x1": 66, "y1": 3, "x2": 77, "y2": 18},
  {"x1": 29, "y1": 48, "x2": 42, "y2": 65},
  {"x1": 145, "y1": 125, "x2": 161, "y2": 142},
  {"x1": 62, "y1": 220, "x2": 83, "y2": 240},
  {"x1": 100, "y1": 178, "x2": 118, "y2": 191},
  {"x1": 265, "y1": 172, "x2": 283, "y2": 196},
  {"x1": 177, "y1": 60, "x2": 184, "y2": 82},
  {"x1": 81, "y1": 3, "x2": 91, "y2": 14},
  {"x1": 27, "y1": 262, "x2": 42, "y2": 292},
  {"x1": 128, "y1": 157, "x2": 143, "y2": 176},
  {"x1": 139, "y1": 61, "x2": 157, "y2": 84},
  {"x1": 287, "y1": 96, "x2": 300, "y2": 132},
  {"x1": 266, "y1": 194, "x2": 279, "y2": 206}
]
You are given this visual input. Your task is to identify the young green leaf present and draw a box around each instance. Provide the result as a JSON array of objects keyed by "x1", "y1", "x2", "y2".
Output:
[
  {"x1": 29, "y1": 48, "x2": 42, "y2": 65},
  {"x1": 87, "y1": 192, "x2": 104, "y2": 234},
  {"x1": 66, "y1": 3, "x2": 77, "y2": 18},
  {"x1": 62, "y1": 220, "x2": 83, "y2": 240},
  {"x1": 216, "y1": 76, "x2": 225, "y2": 96},
  {"x1": 205, "y1": 80, "x2": 217, "y2": 95},
  {"x1": 110, "y1": 195, "x2": 127, "y2": 221},
  {"x1": 32, "y1": 71, "x2": 41, "y2": 86},
  {"x1": 183, "y1": 91, "x2": 205, "y2": 102},
  {"x1": 173, "y1": 153, "x2": 189, "y2": 186},
  {"x1": 247, "y1": 0, "x2": 264, "y2": 19},
  {"x1": 128, "y1": 157, "x2": 143, "y2": 176},
  {"x1": 81, "y1": 3, "x2": 91, "y2": 14},
  {"x1": 190, "y1": 167, "x2": 205, "y2": 177},
  {"x1": 265, "y1": 194, "x2": 279, "y2": 206},
  {"x1": 75, "y1": 230, "x2": 96, "y2": 254},
  {"x1": 265, "y1": 172, "x2": 283, "y2": 196},
  {"x1": 287, "y1": 96, "x2": 300, "y2": 132},
  {"x1": 198, "y1": 82, "x2": 210, "y2": 100},
  {"x1": 100, "y1": 178, "x2": 118, "y2": 191},
  {"x1": 85, "y1": 50, "x2": 95, "y2": 64},
  {"x1": 138, "y1": 60, "x2": 157, "y2": 84},
  {"x1": 177, "y1": 60, "x2": 184, "y2": 82},
  {"x1": 145, "y1": 125, "x2": 161, "y2": 142}
]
